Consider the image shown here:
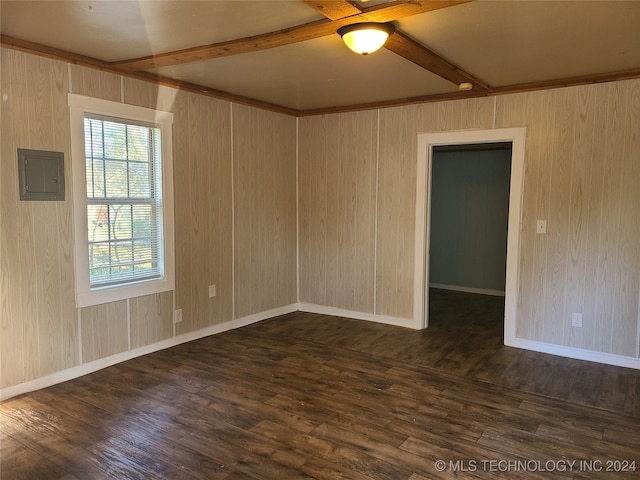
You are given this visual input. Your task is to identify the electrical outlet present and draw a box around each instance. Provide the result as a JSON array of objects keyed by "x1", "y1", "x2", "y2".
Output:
[
  {"x1": 536, "y1": 220, "x2": 547, "y2": 234},
  {"x1": 173, "y1": 309, "x2": 183, "y2": 324},
  {"x1": 209, "y1": 284, "x2": 216, "y2": 298},
  {"x1": 571, "y1": 312, "x2": 582, "y2": 328}
]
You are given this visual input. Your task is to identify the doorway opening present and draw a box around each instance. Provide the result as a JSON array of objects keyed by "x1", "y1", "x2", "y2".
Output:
[
  {"x1": 413, "y1": 128, "x2": 526, "y2": 348},
  {"x1": 428, "y1": 142, "x2": 512, "y2": 347},
  {"x1": 429, "y1": 142, "x2": 512, "y2": 297}
]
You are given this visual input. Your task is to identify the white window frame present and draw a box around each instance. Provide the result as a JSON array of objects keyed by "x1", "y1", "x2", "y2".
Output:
[{"x1": 68, "y1": 93, "x2": 175, "y2": 308}]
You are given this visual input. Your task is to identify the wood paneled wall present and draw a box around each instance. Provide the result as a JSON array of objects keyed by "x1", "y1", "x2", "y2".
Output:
[
  {"x1": 2, "y1": 46, "x2": 639, "y2": 392},
  {"x1": 375, "y1": 99, "x2": 495, "y2": 319},
  {"x1": 172, "y1": 90, "x2": 234, "y2": 334},
  {"x1": 299, "y1": 111, "x2": 378, "y2": 313},
  {"x1": 496, "y1": 82, "x2": 640, "y2": 356},
  {"x1": 233, "y1": 105, "x2": 297, "y2": 318},
  {"x1": 298, "y1": 99, "x2": 495, "y2": 319},
  {"x1": 80, "y1": 301, "x2": 128, "y2": 363},
  {"x1": 299, "y1": 86, "x2": 640, "y2": 358},
  {"x1": 130, "y1": 291, "x2": 174, "y2": 350},
  {"x1": 1, "y1": 49, "x2": 78, "y2": 388},
  {"x1": 1, "y1": 48, "x2": 297, "y2": 391}
]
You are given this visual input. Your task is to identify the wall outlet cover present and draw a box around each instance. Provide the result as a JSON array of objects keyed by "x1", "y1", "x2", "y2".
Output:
[
  {"x1": 536, "y1": 220, "x2": 547, "y2": 234},
  {"x1": 571, "y1": 312, "x2": 582, "y2": 328}
]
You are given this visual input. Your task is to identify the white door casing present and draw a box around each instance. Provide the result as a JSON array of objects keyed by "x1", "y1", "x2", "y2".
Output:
[{"x1": 413, "y1": 127, "x2": 526, "y2": 347}]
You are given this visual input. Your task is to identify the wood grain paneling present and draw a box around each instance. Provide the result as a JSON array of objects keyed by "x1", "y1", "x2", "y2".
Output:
[
  {"x1": 298, "y1": 114, "x2": 328, "y2": 307},
  {"x1": 120, "y1": 78, "x2": 183, "y2": 346},
  {"x1": 2, "y1": 45, "x2": 639, "y2": 395},
  {"x1": 1, "y1": 48, "x2": 26, "y2": 388},
  {"x1": 204, "y1": 96, "x2": 234, "y2": 327},
  {"x1": 496, "y1": 80, "x2": 640, "y2": 356},
  {"x1": 583, "y1": 83, "x2": 617, "y2": 353},
  {"x1": 70, "y1": 62, "x2": 184, "y2": 362},
  {"x1": 233, "y1": 105, "x2": 297, "y2": 318},
  {"x1": 376, "y1": 98, "x2": 494, "y2": 319},
  {"x1": 611, "y1": 80, "x2": 640, "y2": 356},
  {"x1": 376, "y1": 106, "x2": 422, "y2": 319},
  {"x1": 303, "y1": 87, "x2": 638, "y2": 360},
  {"x1": 566, "y1": 85, "x2": 598, "y2": 350},
  {"x1": 189, "y1": 92, "x2": 209, "y2": 328},
  {"x1": 496, "y1": 89, "x2": 573, "y2": 344},
  {"x1": 80, "y1": 301, "x2": 128, "y2": 363},
  {"x1": 172, "y1": 90, "x2": 193, "y2": 330},
  {"x1": 122, "y1": 77, "x2": 178, "y2": 112},
  {"x1": 130, "y1": 292, "x2": 174, "y2": 349},
  {"x1": 31, "y1": 54, "x2": 64, "y2": 378},
  {"x1": 299, "y1": 111, "x2": 378, "y2": 313},
  {"x1": 0, "y1": 48, "x2": 78, "y2": 388},
  {"x1": 2, "y1": 48, "x2": 239, "y2": 391},
  {"x1": 173, "y1": 92, "x2": 233, "y2": 333},
  {"x1": 51, "y1": 53, "x2": 78, "y2": 371},
  {"x1": 69, "y1": 64, "x2": 121, "y2": 101}
]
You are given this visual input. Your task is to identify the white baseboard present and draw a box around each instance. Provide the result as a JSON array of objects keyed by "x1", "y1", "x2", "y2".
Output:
[
  {"x1": 0, "y1": 303, "x2": 298, "y2": 401},
  {"x1": 429, "y1": 283, "x2": 505, "y2": 297},
  {"x1": 299, "y1": 303, "x2": 640, "y2": 370},
  {"x1": 505, "y1": 337, "x2": 640, "y2": 369},
  {"x1": 297, "y1": 302, "x2": 419, "y2": 329},
  {"x1": 4, "y1": 302, "x2": 637, "y2": 401}
]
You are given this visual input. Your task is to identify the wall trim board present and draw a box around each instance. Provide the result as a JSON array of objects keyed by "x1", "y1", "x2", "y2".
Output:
[
  {"x1": 507, "y1": 338, "x2": 640, "y2": 370},
  {"x1": 297, "y1": 303, "x2": 417, "y2": 330},
  {"x1": 0, "y1": 304, "x2": 298, "y2": 401},
  {"x1": 429, "y1": 283, "x2": 505, "y2": 297}
]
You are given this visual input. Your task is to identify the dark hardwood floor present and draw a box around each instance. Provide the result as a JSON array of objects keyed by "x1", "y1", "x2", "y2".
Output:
[{"x1": 2, "y1": 289, "x2": 639, "y2": 479}]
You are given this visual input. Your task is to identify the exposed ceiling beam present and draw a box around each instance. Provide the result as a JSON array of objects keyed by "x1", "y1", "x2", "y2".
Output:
[
  {"x1": 112, "y1": 18, "x2": 337, "y2": 71},
  {"x1": 307, "y1": 0, "x2": 490, "y2": 92},
  {"x1": 112, "y1": 0, "x2": 471, "y2": 72},
  {"x1": 302, "y1": 0, "x2": 362, "y2": 20},
  {"x1": 384, "y1": 31, "x2": 491, "y2": 92},
  {"x1": 348, "y1": 0, "x2": 470, "y2": 23}
]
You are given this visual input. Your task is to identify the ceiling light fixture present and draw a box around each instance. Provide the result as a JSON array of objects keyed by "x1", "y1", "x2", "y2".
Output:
[{"x1": 337, "y1": 22, "x2": 396, "y2": 55}]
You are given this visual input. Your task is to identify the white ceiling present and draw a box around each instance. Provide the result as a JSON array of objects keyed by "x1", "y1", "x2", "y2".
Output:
[{"x1": 2, "y1": 1, "x2": 640, "y2": 113}]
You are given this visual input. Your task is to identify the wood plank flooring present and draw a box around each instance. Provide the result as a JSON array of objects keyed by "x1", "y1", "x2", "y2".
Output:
[{"x1": 2, "y1": 290, "x2": 639, "y2": 479}]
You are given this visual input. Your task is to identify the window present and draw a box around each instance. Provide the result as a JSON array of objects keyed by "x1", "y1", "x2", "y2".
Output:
[
  {"x1": 84, "y1": 115, "x2": 162, "y2": 287},
  {"x1": 69, "y1": 94, "x2": 174, "y2": 307}
]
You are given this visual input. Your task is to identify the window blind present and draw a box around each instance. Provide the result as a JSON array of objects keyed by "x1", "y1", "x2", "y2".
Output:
[{"x1": 83, "y1": 115, "x2": 164, "y2": 289}]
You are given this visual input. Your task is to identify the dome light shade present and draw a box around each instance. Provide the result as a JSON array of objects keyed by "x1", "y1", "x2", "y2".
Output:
[{"x1": 337, "y1": 22, "x2": 396, "y2": 55}]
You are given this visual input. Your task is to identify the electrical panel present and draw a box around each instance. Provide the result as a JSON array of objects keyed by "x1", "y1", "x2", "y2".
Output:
[{"x1": 18, "y1": 148, "x2": 65, "y2": 201}]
